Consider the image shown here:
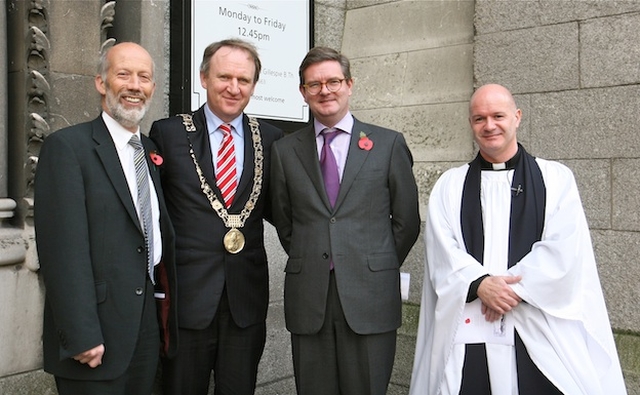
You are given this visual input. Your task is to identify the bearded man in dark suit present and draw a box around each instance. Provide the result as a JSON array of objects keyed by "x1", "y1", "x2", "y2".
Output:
[{"x1": 35, "y1": 42, "x2": 178, "y2": 395}]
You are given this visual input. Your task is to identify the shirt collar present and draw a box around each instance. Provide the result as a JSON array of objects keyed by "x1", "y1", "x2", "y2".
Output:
[
  {"x1": 479, "y1": 147, "x2": 522, "y2": 170},
  {"x1": 314, "y1": 112, "x2": 354, "y2": 137},
  {"x1": 204, "y1": 105, "x2": 243, "y2": 136},
  {"x1": 102, "y1": 112, "x2": 141, "y2": 150}
]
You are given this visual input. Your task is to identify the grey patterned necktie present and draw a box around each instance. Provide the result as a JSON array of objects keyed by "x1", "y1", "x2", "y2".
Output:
[{"x1": 128, "y1": 134, "x2": 155, "y2": 284}]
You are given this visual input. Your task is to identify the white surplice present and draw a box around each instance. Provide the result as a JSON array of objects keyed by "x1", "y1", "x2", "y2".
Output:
[{"x1": 409, "y1": 158, "x2": 627, "y2": 395}]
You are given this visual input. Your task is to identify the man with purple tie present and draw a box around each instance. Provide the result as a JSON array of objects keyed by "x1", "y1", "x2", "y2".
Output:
[{"x1": 270, "y1": 47, "x2": 421, "y2": 395}]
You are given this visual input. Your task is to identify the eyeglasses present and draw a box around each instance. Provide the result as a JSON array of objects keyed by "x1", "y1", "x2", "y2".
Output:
[{"x1": 302, "y1": 79, "x2": 346, "y2": 95}]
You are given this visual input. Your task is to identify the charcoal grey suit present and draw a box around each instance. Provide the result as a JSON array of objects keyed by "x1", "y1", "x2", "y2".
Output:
[{"x1": 270, "y1": 117, "x2": 420, "y2": 394}]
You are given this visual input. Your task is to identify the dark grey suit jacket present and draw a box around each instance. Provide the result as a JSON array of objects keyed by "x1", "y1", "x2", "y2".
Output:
[
  {"x1": 270, "y1": 117, "x2": 420, "y2": 335},
  {"x1": 34, "y1": 116, "x2": 178, "y2": 380}
]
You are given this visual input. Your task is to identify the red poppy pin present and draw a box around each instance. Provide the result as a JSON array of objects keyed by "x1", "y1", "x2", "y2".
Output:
[
  {"x1": 358, "y1": 132, "x2": 373, "y2": 151},
  {"x1": 150, "y1": 151, "x2": 163, "y2": 166}
]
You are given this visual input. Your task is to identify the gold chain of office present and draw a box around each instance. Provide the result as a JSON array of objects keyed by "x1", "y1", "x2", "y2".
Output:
[{"x1": 179, "y1": 114, "x2": 264, "y2": 254}]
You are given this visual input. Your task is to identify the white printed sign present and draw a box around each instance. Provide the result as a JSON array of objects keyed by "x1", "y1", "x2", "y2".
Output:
[{"x1": 192, "y1": 0, "x2": 311, "y2": 122}]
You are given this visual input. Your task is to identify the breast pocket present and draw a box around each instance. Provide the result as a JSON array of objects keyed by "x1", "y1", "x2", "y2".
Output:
[{"x1": 356, "y1": 169, "x2": 384, "y2": 181}]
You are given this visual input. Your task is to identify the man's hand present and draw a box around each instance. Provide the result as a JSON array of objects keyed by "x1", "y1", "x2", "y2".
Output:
[
  {"x1": 73, "y1": 344, "x2": 105, "y2": 368},
  {"x1": 481, "y1": 304, "x2": 503, "y2": 322},
  {"x1": 477, "y1": 275, "x2": 522, "y2": 320}
]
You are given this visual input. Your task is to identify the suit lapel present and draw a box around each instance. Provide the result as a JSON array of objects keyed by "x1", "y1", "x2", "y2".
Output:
[
  {"x1": 293, "y1": 125, "x2": 332, "y2": 210},
  {"x1": 92, "y1": 117, "x2": 142, "y2": 233},
  {"x1": 191, "y1": 108, "x2": 215, "y2": 182},
  {"x1": 334, "y1": 120, "x2": 372, "y2": 211},
  {"x1": 142, "y1": 135, "x2": 163, "y2": 204},
  {"x1": 234, "y1": 115, "x2": 253, "y2": 203},
  {"x1": 189, "y1": 107, "x2": 228, "y2": 205},
  {"x1": 143, "y1": 135, "x2": 172, "y2": 232}
]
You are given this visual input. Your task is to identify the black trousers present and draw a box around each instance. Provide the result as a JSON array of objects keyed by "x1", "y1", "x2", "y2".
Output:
[
  {"x1": 55, "y1": 279, "x2": 160, "y2": 395},
  {"x1": 161, "y1": 288, "x2": 266, "y2": 395},
  {"x1": 291, "y1": 272, "x2": 397, "y2": 395}
]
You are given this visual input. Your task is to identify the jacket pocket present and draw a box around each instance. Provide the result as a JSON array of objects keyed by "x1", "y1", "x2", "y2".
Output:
[
  {"x1": 285, "y1": 258, "x2": 302, "y2": 274},
  {"x1": 367, "y1": 253, "x2": 399, "y2": 272},
  {"x1": 95, "y1": 281, "x2": 107, "y2": 304}
]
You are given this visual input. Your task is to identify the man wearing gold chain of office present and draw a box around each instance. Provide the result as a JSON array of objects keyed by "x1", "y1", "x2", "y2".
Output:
[{"x1": 149, "y1": 39, "x2": 283, "y2": 395}]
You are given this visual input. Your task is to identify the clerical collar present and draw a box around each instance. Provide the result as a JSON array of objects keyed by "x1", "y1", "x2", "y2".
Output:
[{"x1": 479, "y1": 148, "x2": 521, "y2": 170}]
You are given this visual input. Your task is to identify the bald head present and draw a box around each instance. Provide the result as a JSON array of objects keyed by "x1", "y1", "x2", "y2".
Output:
[
  {"x1": 469, "y1": 84, "x2": 517, "y2": 115},
  {"x1": 468, "y1": 84, "x2": 522, "y2": 163}
]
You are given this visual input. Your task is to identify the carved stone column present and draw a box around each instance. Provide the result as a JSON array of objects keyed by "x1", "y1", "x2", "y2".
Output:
[
  {"x1": 0, "y1": 0, "x2": 25, "y2": 278},
  {"x1": 0, "y1": 0, "x2": 18, "y2": 226},
  {"x1": 0, "y1": 0, "x2": 7, "y2": 199},
  {"x1": 0, "y1": 0, "x2": 47, "y2": 378}
]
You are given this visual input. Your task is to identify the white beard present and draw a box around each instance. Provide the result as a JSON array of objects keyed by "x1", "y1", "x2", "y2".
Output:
[{"x1": 105, "y1": 89, "x2": 148, "y2": 129}]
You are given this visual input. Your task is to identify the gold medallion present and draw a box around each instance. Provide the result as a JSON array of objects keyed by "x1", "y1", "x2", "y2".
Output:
[
  {"x1": 223, "y1": 228, "x2": 245, "y2": 254},
  {"x1": 182, "y1": 115, "x2": 262, "y2": 256}
]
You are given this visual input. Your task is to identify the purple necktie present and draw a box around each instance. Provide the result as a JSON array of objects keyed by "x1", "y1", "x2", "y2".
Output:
[{"x1": 320, "y1": 129, "x2": 341, "y2": 208}]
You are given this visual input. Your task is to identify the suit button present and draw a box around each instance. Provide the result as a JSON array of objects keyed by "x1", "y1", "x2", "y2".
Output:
[
  {"x1": 135, "y1": 287, "x2": 144, "y2": 296},
  {"x1": 137, "y1": 246, "x2": 144, "y2": 253},
  {"x1": 330, "y1": 218, "x2": 336, "y2": 224},
  {"x1": 322, "y1": 253, "x2": 329, "y2": 259}
]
